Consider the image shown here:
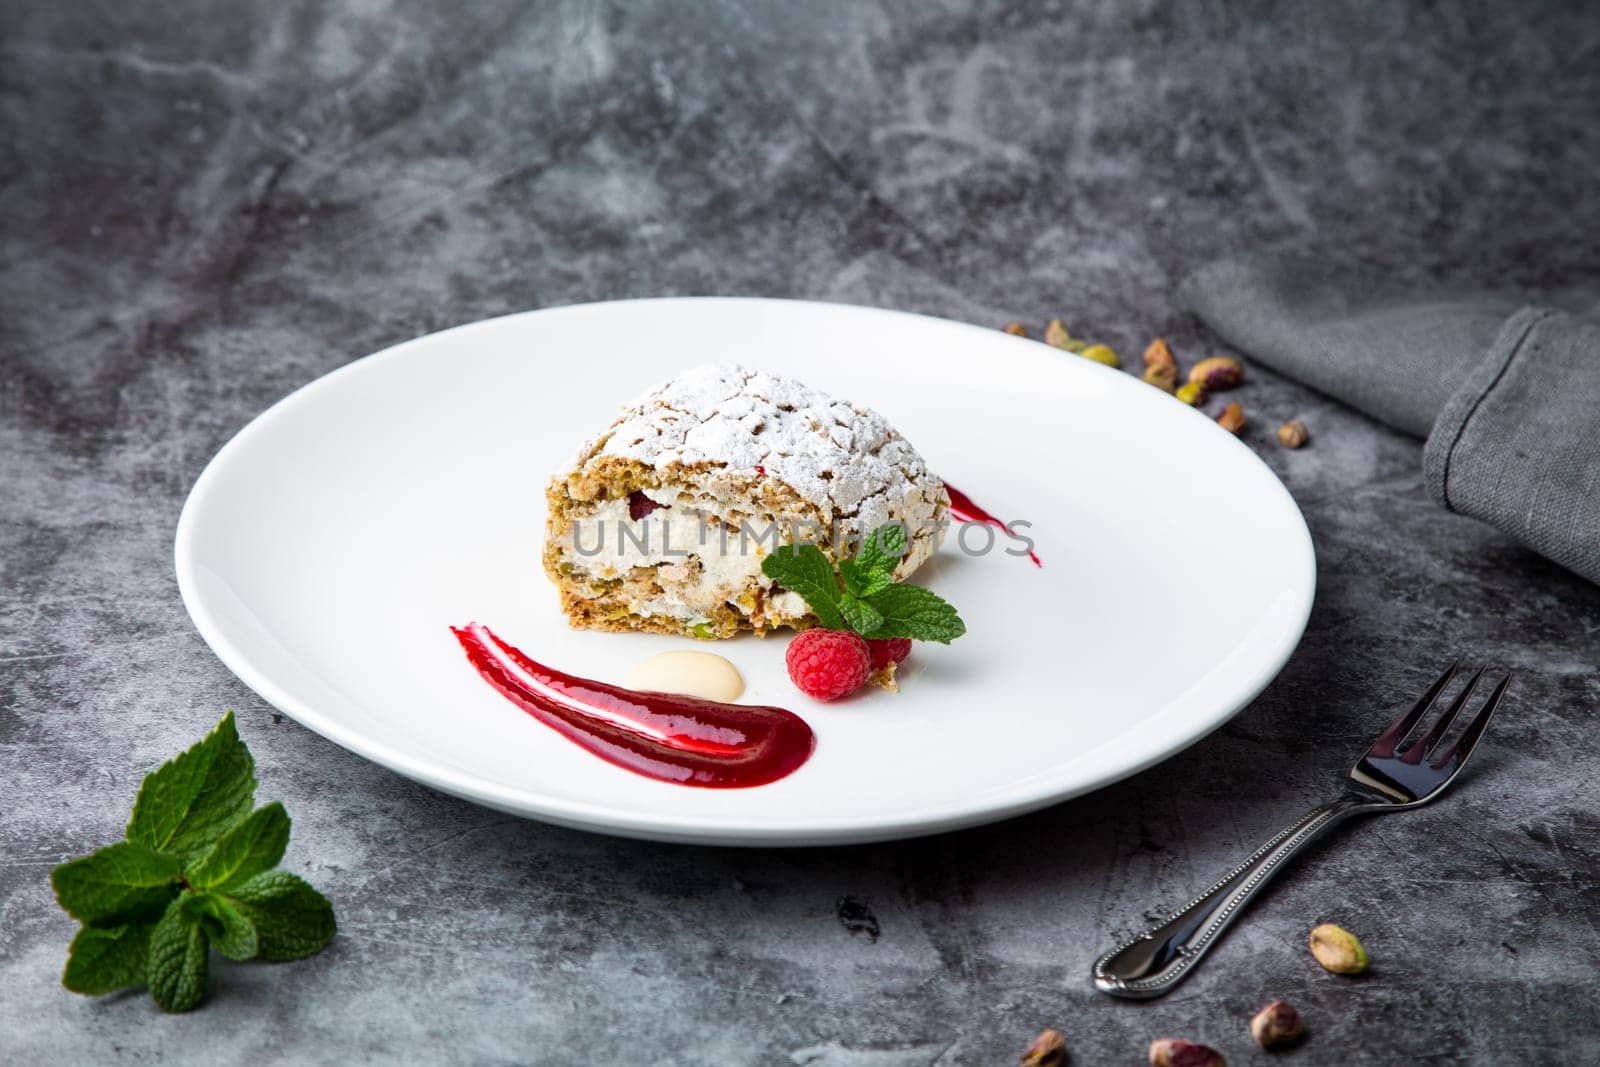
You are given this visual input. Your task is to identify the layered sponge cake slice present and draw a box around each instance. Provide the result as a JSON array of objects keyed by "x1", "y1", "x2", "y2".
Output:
[{"x1": 543, "y1": 364, "x2": 948, "y2": 638}]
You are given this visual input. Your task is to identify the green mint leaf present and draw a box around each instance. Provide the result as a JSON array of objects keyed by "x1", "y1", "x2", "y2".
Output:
[
  {"x1": 837, "y1": 593, "x2": 885, "y2": 636},
  {"x1": 147, "y1": 897, "x2": 209, "y2": 1013},
  {"x1": 62, "y1": 923, "x2": 153, "y2": 995},
  {"x1": 187, "y1": 802, "x2": 290, "y2": 892},
  {"x1": 858, "y1": 523, "x2": 908, "y2": 580},
  {"x1": 839, "y1": 525, "x2": 906, "y2": 599},
  {"x1": 837, "y1": 557, "x2": 892, "y2": 599},
  {"x1": 760, "y1": 545, "x2": 844, "y2": 630},
  {"x1": 835, "y1": 557, "x2": 868, "y2": 598},
  {"x1": 127, "y1": 712, "x2": 256, "y2": 863},
  {"x1": 861, "y1": 583, "x2": 967, "y2": 643},
  {"x1": 182, "y1": 891, "x2": 259, "y2": 962},
  {"x1": 51, "y1": 842, "x2": 183, "y2": 926},
  {"x1": 229, "y1": 870, "x2": 336, "y2": 962}
]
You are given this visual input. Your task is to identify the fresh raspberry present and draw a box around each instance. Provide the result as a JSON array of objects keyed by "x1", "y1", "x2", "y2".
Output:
[
  {"x1": 785, "y1": 629, "x2": 871, "y2": 701},
  {"x1": 866, "y1": 637, "x2": 912, "y2": 672}
]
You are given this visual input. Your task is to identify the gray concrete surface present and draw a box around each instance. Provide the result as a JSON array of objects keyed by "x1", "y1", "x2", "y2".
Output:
[{"x1": 3, "y1": 2, "x2": 1598, "y2": 1063}]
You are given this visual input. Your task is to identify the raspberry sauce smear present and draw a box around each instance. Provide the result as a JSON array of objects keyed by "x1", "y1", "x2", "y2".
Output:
[
  {"x1": 944, "y1": 484, "x2": 1042, "y2": 567},
  {"x1": 450, "y1": 622, "x2": 815, "y2": 788}
]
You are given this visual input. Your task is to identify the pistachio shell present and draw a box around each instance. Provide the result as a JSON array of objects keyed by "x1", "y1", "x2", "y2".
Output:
[
  {"x1": 1043, "y1": 318, "x2": 1074, "y2": 349},
  {"x1": 1143, "y1": 337, "x2": 1177, "y2": 369},
  {"x1": 1216, "y1": 402, "x2": 1246, "y2": 434},
  {"x1": 1276, "y1": 419, "x2": 1310, "y2": 448},
  {"x1": 1080, "y1": 344, "x2": 1121, "y2": 368},
  {"x1": 1149, "y1": 1038, "x2": 1225, "y2": 1067},
  {"x1": 1019, "y1": 1028, "x2": 1067, "y2": 1067},
  {"x1": 1309, "y1": 923, "x2": 1368, "y2": 974},
  {"x1": 1142, "y1": 363, "x2": 1178, "y2": 392},
  {"x1": 1249, "y1": 999, "x2": 1304, "y2": 1049},
  {"x1": 1188, "y1": 356, "x2": 1244, "y2": 390}
]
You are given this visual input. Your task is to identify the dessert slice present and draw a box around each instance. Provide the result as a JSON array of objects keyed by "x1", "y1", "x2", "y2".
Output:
[{"x1": 543, "y1": 364, "x2": 948, "y2": 638}]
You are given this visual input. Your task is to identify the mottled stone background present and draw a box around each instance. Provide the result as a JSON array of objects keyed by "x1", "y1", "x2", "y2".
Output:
[{"x1": 3, "y1": 2, "x2": 1598, "y2": 1063}]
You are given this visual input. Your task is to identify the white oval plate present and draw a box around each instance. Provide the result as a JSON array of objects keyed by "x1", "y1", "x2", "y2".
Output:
[{"x1": 176, "y1": 299, "x2": 1313, "y2": 846}]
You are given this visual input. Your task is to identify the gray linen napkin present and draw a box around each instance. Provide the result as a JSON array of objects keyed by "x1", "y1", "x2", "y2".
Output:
[{"x1": 1178, "y1": 255, "x2": 1600, "y2": 585}]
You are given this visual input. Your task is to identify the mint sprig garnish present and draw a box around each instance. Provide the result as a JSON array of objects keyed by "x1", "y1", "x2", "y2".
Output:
[
  {"x1": 762, "y1": 524, "x2": 966, "y2": 643},
  {"x1": 50, "y1": 713, "x2": 335, "y2": 1012}
]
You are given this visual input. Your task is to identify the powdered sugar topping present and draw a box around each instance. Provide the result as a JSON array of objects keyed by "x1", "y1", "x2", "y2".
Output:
[{"x1": 583, "y1": 364, "x2": 941, "y2": 529}]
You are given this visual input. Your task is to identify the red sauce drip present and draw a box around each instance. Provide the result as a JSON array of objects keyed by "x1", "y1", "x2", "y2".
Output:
[
  {"x1": 754, "y1": 464, "x2": 766, "y2": 476},
  {"x1": 944, "y1": 484, "x2": 1042, "y2": 567},
  {"x1": 450, "y1": 622, "x2": 815, "y2": 788}
]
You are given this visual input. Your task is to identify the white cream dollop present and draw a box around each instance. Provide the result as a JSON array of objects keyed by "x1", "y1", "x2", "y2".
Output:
[{"x1": 628, "y1": 650, "x2": 745, "y2": 702}]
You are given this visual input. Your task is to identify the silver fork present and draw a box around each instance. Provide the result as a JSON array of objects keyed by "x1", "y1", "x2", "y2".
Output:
[{"x1": 1092, "y1": 664, "x2": 1511, "y2": 999}]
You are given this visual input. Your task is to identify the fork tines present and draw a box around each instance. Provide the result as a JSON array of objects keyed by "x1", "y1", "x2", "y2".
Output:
[{"x1": 1371, "y1": 663, "x2": 1512, "y2": 769}]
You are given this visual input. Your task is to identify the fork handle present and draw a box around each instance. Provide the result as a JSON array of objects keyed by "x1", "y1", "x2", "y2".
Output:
[{"x1": 1092, "y1": 795, "x2": 1371, "y2": 998}]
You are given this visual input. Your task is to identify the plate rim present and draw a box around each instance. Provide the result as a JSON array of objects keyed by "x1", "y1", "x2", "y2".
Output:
[{"x1": 174, "y1": 296, "x2": 1316, "y2": 846}]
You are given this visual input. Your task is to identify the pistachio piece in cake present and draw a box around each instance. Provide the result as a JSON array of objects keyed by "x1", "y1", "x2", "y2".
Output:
[{"x1": 543, "y1": 364, "x2": 948, "y2": 638}]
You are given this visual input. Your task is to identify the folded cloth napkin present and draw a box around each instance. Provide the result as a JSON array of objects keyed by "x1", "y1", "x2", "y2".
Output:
[{"x1": 1178, "y1": 255, "x2": 1600, "y2": 586}]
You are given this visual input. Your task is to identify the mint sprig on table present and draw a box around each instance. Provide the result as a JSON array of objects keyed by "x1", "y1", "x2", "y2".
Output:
[
  {"x1": 762, "y1": 523, "x2": 966, "y2": 643},
  {"x1": 50, "y1": 712, "x2": 335, "y2": 1012}
]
